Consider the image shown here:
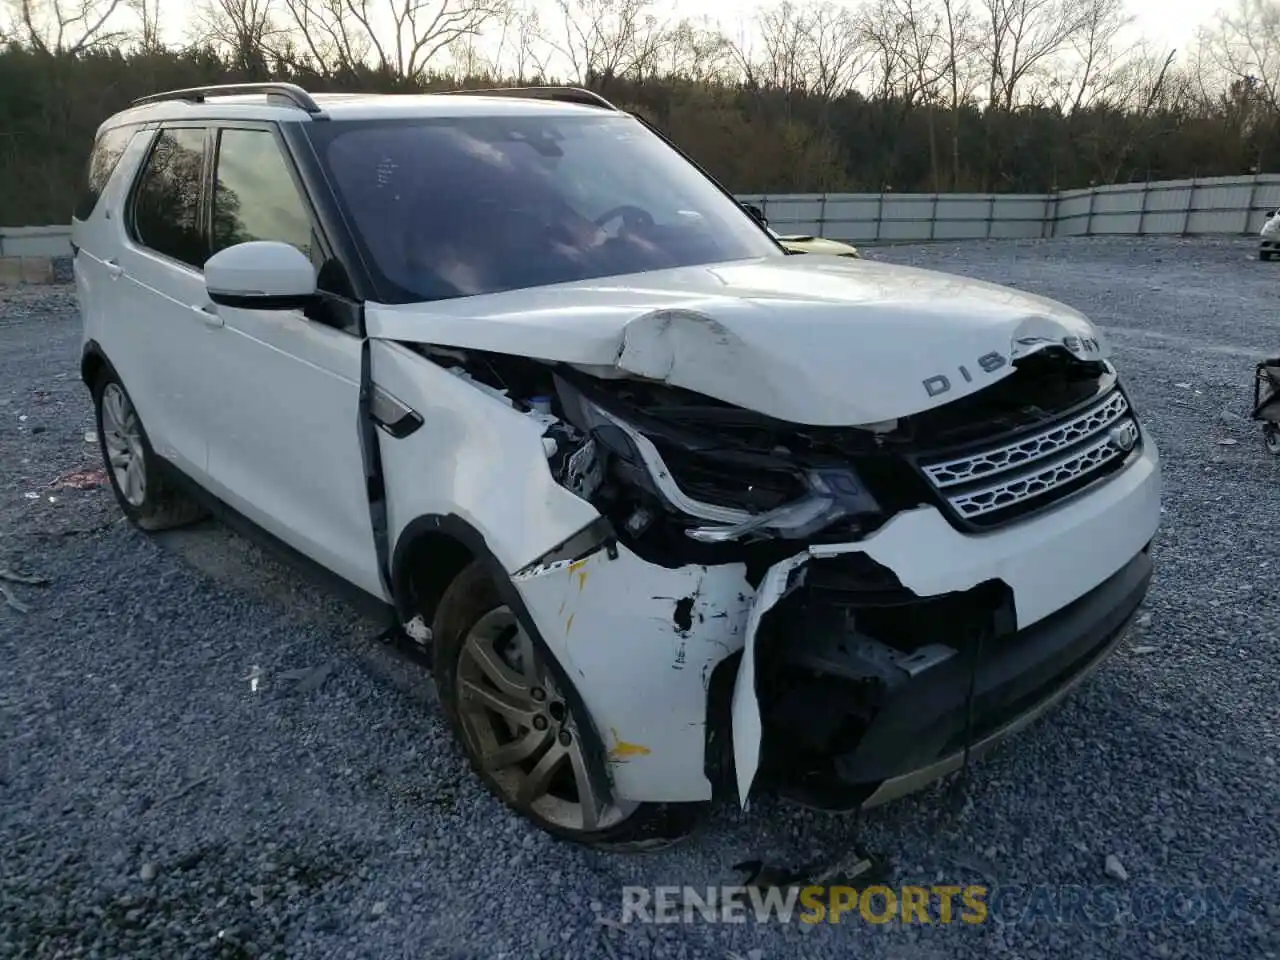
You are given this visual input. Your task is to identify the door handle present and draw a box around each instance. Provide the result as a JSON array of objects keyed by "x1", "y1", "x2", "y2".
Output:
[
  {"x1": 192, "y1": 303, "x2": 224, "y2": 328},
  {"x1": 104, "y1": 258, "x2": 123, "y2": 279}
]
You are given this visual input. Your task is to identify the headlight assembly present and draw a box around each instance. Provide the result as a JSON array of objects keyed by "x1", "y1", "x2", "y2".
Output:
[{"x1": 556, "y1": 378, "x2": 882, "y2": 543}]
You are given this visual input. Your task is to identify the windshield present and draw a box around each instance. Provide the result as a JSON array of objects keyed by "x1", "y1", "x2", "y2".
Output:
[{"x1": 305, "y1": 113, "x2": 782, "y2": 303}]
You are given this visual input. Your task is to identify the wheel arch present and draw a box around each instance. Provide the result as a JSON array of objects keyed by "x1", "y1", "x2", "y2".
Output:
[
  {"x1": 390, "y1": 514, "x2": 480, "y2": 628},
  {"x1": 80, "y1": 339, "x2": 116, "y2": 390},
  {"x1": 390, "y1": 513, "x2": 615, "y2": 805}
]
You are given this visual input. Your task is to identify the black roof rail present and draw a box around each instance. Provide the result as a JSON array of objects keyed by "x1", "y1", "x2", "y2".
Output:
[
  {"x1": 131, "y1": 82, "x2": 324, "y2": 115},
  {"x1": 441, "y1": 85, "x2": 619, "y2": 111}
]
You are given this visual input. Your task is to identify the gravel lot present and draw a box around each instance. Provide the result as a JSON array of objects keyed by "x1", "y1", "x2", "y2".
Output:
[{"x1": 2, "y1": 236, "x2": 1278, "y2": 959}]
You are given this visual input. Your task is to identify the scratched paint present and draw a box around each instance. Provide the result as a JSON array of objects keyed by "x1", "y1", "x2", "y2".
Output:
[{"x1": 609, "y1": 729, "x2": 653, "y2": 760}]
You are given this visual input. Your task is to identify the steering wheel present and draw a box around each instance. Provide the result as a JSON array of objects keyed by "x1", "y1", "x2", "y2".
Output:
[{"x1": 593, "y1": 204, "x2": 655, "y2": 231}]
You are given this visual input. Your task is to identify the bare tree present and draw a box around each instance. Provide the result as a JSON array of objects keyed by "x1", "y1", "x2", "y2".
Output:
[
  {"x1": 1040, "y1": 0, "x2": 1134, "y2": 112},
  {"x1": 489, "y1": 2, "x2": 542, "y2": 82},
  {"x1": 661, "y1": 17, "x2": 733, "y2": 84},
  {"x1": 446, "y1": 30, "x2": 490, "y2": 78},
  {"x1": 276, "y1": 0, "x2": 506, "y2": 81},
  {"x1": 625, "y1": 8, "x2": 673, "y2": 80},
  {"x1": 1198, "y1": 0, "x2": 1280, "y2": 113},
  {"x1": 860, "y1": 0, "x2": 923, "y2": 104},
  {"x1": 892, "y1": 0, "x2": 952, "y2": 187},
  {"x1": 537, "y1": 0, "x2": 671, "y2": 85},
  {"x1": 1101, "y1": 45, "x2": 1177, "y2": 180},
  {"x1": 380, "y1": 0, "x2": 509, "y2": 80},
  {"x1": 278, "y1": 0, "x2": 370, "y2": 75},
  {"x1": 858, "y1": 0, "x2": 951, "y2": 185},
  {"x1": 940, "y1": 0, "x2": 982, "y2": 187},
  {"x1": 806, "y1": 2, "x2": 874, "y2": 100},
  {"x1": 7, "y1": 0, "x2": 126, "y2": 53},
  {"x1": 191, "y1": 0, "x2": 284, "y2": 73},
  {"x1": 754, "y1": 0, "x2": 813, "y2": 92},
  {"x1": 729, "y1": 1, "x2": 870, "y2": 105},
  {"x1": 124, "y1": 0, "x2": 162, "y2": 51},
  {"x1": 978, "y1": 0, "x2": 1093, "y2": 111}
]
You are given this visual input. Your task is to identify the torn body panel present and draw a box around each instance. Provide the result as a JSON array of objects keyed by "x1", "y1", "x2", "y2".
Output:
[
  {"x1": 369, "y1": 339, "x2": 600, "y2": 576},
  {"x1": 512, "y1": 541, "x2": 755, "y2": 802},
  {"x1": 730, "y1": 552, "x2": 808, "y2": 806}
]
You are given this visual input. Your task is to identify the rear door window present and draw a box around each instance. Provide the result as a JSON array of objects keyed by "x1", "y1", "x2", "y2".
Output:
[
  {"x1": 73, "y1": 125, "x2": 139, "y2": 222},
  {"x1": 129, "y1": 127, "x2": 210, "y2": 270}
]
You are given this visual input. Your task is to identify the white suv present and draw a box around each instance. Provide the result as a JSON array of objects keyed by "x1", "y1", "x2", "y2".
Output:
[{"x1": 73, "y1": 82, "x2": 1161, "y2": 847}]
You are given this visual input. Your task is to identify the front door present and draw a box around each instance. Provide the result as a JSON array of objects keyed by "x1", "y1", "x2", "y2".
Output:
[{"x1": 198, "y1": 123, "x2": 385, "y2": 600}]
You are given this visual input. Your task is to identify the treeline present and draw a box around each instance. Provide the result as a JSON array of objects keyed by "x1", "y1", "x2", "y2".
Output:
[{"x1": 3, "y1": 0, "x2": 1280, "y2": 225}]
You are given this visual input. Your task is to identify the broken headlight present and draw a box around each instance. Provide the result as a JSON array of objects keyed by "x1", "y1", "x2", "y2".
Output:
[{"x1": 555, "y1": 375, "x2": 882, "y2": 543}]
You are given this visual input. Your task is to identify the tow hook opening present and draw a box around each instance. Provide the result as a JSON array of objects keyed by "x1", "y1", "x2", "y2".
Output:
[{"x1": 749, "y1": 553, "x2": 1015, "y2": 811}]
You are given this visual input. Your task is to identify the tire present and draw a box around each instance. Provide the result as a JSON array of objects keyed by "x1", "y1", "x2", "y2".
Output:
[
  {"x1": 93, "y1": 369, "x2": 207, "y2": 531},
  {"x1": 431, "y1": 560, "x2": 707, "y2": 849},
  {"x1": 1264, "y1": 424, "x2": 1280, "y2": 457}
]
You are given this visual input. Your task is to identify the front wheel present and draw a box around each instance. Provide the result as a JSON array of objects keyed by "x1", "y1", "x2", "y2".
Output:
[
  {"x1": 1264, "y1": 423, "x2": 1280, "y2": 456},
  {"x1": 431, "y1": 560, "x2": 706, "y2": 849}
]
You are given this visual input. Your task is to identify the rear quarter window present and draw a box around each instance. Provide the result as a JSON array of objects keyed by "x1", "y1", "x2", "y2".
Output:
[{"x1": 73, "y1": 125, "x2": 140, "y2": 222}]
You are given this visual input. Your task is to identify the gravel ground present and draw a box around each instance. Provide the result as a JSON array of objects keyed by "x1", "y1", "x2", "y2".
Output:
[{"x1": 2, "y1": 236, "x2": 1278, "y2": 960}]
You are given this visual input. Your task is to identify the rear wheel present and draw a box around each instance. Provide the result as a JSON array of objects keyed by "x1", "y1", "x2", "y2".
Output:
[
  {"x1": 93, "y1": 370, "x2": 206, "y2": 531},
  {"x1": 431, "y1": 560, "x2": 706, "y2": 848}
]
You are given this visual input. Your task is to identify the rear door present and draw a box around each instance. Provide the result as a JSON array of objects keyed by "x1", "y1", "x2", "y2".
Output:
[{"x1": 111, "y1": 124, "x2": 219, "y2": 479}]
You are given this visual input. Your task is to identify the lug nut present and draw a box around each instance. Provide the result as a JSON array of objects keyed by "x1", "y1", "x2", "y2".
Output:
[
  {"x1": 533, "y1": 715, "x2": 548, "y2": 730},
  {"x1": 559, "y1": 731, "x2": 572, "y2": 746},
  {"x1": 531, "y1": 687, "x2": 546, "y2": 701}
]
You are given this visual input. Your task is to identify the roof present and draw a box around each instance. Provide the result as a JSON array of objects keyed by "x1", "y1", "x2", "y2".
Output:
[{"x1": 100, "y1": 85, "x2": 616, "y2": 134}]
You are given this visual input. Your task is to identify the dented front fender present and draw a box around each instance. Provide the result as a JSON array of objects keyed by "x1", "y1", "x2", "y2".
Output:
[{"x1": 511, "y1": 541, "x2": 755, "y2": 804}]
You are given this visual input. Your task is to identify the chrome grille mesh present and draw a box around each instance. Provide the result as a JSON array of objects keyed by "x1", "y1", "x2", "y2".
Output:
[{"x1": 919, "y1": 389, "x2": 1137, "y2": 522}]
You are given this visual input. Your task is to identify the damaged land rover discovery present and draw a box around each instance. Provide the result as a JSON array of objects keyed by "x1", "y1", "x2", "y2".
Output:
[{"x1": 73, "y1": 82, "x2": 1161, "y2": 847}]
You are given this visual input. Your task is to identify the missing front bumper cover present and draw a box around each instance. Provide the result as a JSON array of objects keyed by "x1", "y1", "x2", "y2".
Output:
[{"x1": 731, "y1": 547, "x2": 1152, "y2": 811}]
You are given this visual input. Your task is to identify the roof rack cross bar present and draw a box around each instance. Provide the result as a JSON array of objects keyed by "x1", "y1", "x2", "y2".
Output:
[
  {"x1": 131, "y1": 82, "x2": 324, "y2": 115},
  {"x1": 441, "y1": 86, "x2": 619, "y2": 111}
]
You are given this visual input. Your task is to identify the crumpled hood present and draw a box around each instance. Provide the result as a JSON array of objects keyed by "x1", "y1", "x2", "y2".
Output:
[
  {"x1": 777, "y1": 235, "x2": 860, "y2": 256},
  {"x1": 365, "y1": 255, "x2": 1109, "y2": 426}
]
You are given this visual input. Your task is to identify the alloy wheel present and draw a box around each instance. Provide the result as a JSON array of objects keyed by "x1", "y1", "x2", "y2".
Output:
[
  {"x1": 101, "y1": 382, "x2": 147, "y2": 507},
  {"x1": 455, "y1": 607, "x2": 637, "y2": 833}
]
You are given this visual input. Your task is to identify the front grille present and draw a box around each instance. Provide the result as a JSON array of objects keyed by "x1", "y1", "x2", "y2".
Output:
[{"x1": 917, "y1": 387, "x2": 1138, "y2": 527}]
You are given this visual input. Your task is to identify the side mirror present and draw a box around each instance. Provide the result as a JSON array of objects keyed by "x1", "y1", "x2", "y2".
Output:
[
  {"x1": 742, "y1": 202, "x2": 768, "y2": 227},
  {"x1": 205, "y1": 240, "x2": 317, "y2": 310}
]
